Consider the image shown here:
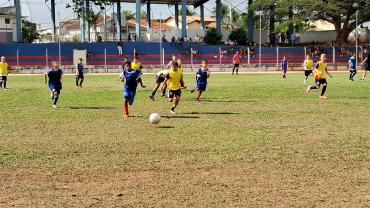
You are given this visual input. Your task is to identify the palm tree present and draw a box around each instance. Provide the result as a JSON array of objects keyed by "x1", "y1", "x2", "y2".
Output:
[
  {"x1": 178, "y1": 7, "x2": 197, "y2": 16},
  {"x1": 123, "y1": 10, "x2": 135, "y2": 20},
  {"x1": 231, "y1": 9, "x2": 240, "y2": 28},
  {"x1": 140, "y1": 11, "x2": 147, "y2": 19},
  {"x1": 211, "y1": 3, "x2": 229, "y2": 24},
  {"x1": 81, "y1": 10, "x2": 102, "y2": 41}
]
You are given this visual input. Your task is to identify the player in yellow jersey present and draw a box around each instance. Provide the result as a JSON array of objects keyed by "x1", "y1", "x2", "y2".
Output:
[
  {"x1": 157, "y1": 62, "x2": 187, "y2": 114},
  {"x1": 306, "y1": 54, "x2": 333, "y2": 99},
  {"x1": 303, "y1": 54, "x2": 313, "y2": 84},
  {"x1": 0, "y1": 56, "x2": 8, "y2": 90},
  {"x1": 131, "y1": 56, "x2": 142, "y2": 70}
]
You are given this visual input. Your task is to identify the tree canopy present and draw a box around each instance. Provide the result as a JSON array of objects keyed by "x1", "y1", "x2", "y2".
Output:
[
  {"x1": 178, "y1": 7, "x2": 197, "y2": 16},
  {"x1": 66, "y1": 0, "x2": 112, "y2": 16},
  {"x1": 22, "y1": 19, "x2": 39, "y2": 43},
  {"x1": 250, "y1": 0, "x2": 370, "y2": 43}
]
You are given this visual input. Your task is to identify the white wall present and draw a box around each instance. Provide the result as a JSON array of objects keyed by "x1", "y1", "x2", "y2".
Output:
[
  {"x1": 253, "y1": 29, "x2": 268, "y2": 44},
  {"x1": 300, "y1": 30, "x2": 337, "y2": 43}
]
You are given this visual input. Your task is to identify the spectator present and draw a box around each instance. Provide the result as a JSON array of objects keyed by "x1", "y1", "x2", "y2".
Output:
[
  {"x1": 337, "y1": 39, "x2": 342, "y2": 48},
  {"x1": 117, "y1": 40, "x2": 122, "y2": 55},
  {"x1": 195, "y1": 35, "x2": 200, "y2": 46},
  {"x1": 182, "y1": 49, "x2": 186, "y2": 56},
  {"x1": 240, "y1": 46, "x2": 247, "y2": 57},
  {"x1": 280, "y1": 33, "x2": 285, "y2": 46},
  {"x1": 180, "y1": 36, "x2": 184, "y2": 43},
  {"x1": 225, "y1": 39, "x2": 231, "y2": 50},
  {"x1": 229, "y1": 40, "x2": 235, "y2": 50},
  {"x1": 264, "y1": 42, "x2": 269, "y2": 47},
  {"x1": 196, "y1": 48, "x2": 201, "y2": 57},
  {"x1": 310, "y1": 40, "x2": 315, "y2": 46},
  {"x1": 87, "y1": 50, "x2": 93, "y2": 59},
  {"x1": 275, "y1": 32, "x2": 280, "y2": 47},
  {"x1": 189, "y1": 37, "x2": 193, "y2": 46},
  {"x1": 233, "y1": 40, "x2": 238, "y2": 49},
  {"x1": 192, "y1": 48, "x2": 197, "y2": 57},
  {"x1": 162, "y1": 35, "x2": 168, "y2": 42},
  {"x1": 185, "y1": 48, "x2": 190, "y2": 57},
  {"x1": 184, "y1": 36, "x2": 190, "y2": 47},
  {"x1": 249, "y1": 42, "x2": 256, "y2": 57},
  {"x1": 220, "y1": 47, "x2": 228, "y2": 58},
  {"x1": 286, "y1": 30, "x2": 290, "y2": 44},
  {"x1": 341, "y1": 45, "x2": 347, "y2": 56},
  {"x1": 291, "y1": 32, "x2": 296, "y2": 47},
  {"x1": 176, "y1": 37, "x2": 181, "y2": 50},
  {"x1": 171, "y1": 36, "x2": 176, "y2": 47},
  {"x1": 315, "y1": 40, "x2": 319, "y2": 46},
  {"x1": 134, "y1": 48, "x2": 139, "y2": 57}
]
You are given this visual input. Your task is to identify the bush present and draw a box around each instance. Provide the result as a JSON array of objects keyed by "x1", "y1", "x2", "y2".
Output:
[
  {"x1": 203, "y1": 28, "x2": 223, "y2": 45},
  {"x1": 228, "y1": 28, "x2": 248, "y2": 45}
]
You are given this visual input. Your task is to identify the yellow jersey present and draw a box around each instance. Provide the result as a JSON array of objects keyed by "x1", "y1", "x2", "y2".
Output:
[
  {"x1": 178, "y1": 67, "x2": 183, "y2": 73},
  {"x1": 304, "y1": 59, "x2": 313, "y2": 70},
  {"x1": 167, "y1": 70, "x2": 183, "y2": 90},
  {"x1": 314, "y1": 61, "x2": 327, "y2": 79},
  {"x1": 0, "y1": 62, "x2": 8, "y2": 74},
  {"x1": 131, "y1": 62, "x2": 141, "y2": 70}
]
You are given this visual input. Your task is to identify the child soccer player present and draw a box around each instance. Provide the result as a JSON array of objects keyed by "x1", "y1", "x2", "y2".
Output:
[
  {"x1": 75, "y1": 58, "x2": 84, "y2": 88},
  {"x1": 281, "y1": 55, "x2": 288, "y2": 79},
  {"x1": 190, "y1": 60, "x2": 210, "y2": 102},
  {"x1": 157, "y1": 62, "x2": 186, "y2": 114},
  {"x1": 0, "y1": 56, "x2": 8, "y2": 90},
  {"x1": 360, "y1": 48, "x2": 369, "y2": 81},
  {"x1": 348, "y1": 54, "x2": 357, "y2": 81},
  {"x1": 232, "y1": 51, "x2": 241, "y2": 75},
  {"x1": 306, "y1": 54, "x2": 333, "y2": 99},
  {"x1": 303, "y1": 54, "x2": 313, "y2": 84},
  {"x1": 131, "y1": 56, "x2": 142, "y2": 70},
  {"x1": 149, "y1": 69, "x2": 168, "y2": 101},
  {"x1": 118, "y1": 61, "x2": 146, "y2": 118},
  {"x1": 44, "y1": 60, "x2": 63, "y2": 108}
]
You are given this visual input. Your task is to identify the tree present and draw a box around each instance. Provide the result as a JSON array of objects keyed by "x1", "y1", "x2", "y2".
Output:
[
  {"x1": 123, "y1": 10, "x2": 135, "y2": 20},
  {"x1": 66, "y1": 0, "x2": 112, "y2": 14},
  {"x1": 211, "y1": 3, "x2": 229, "y2": 24},
  {"x1": 229, "y1": 28, "x2": 248, "y2": 45},
  {"x1": 250, "y1": 0, "x2": 370, "y2": 43},
  {"x1": 22, "y1": 19, "x2": 39, "y2": 43},
  {"x1": 178, "y1": 7, "x2": 197, "y2": 16},
  {"x1": 140, "y1": 11, "x2": 147, "y2": 19},
  {"x1": 203, "y1": 28, "x2": 223, "y2": 45},
  {"x1": 80, "y1": 10, "x2": 102, "y2": 42}
]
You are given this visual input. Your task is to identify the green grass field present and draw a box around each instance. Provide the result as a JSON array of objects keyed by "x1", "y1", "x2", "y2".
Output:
[{"x1": 1, "y1": 72, "x2": 370, "y2": 207}]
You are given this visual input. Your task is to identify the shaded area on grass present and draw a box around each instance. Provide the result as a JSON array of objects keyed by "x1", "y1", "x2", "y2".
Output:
[
  {"x1": 70, "y1": 106, "x2": 117, "y2": 110},
  {"x1": 188, "y1": 112, "x2": 239, "y2": 115}
]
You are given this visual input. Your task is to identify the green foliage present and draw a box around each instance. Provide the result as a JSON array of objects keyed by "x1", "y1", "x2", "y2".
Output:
[
  {"x1": 66, "y1": 0, "x2": 112, "y2": 14},
  {"x1": 203, "y1": 28, "x2": 223, "y2": 45},
  {"x1": 178, "y1": 7, "x2": 196, "y2": 16},
  {"x1": 123, "y1": 10, "x2": 135, "y2": 20},
  {"x1": 211, "y1": 3, "x2": 229, "y2": 24},
  {"x1": 228, "y1": 28, "x2": 248, "y2": 45},
  {"x1": 21, "y1": 19, "x2": 39, "y2": 43}
]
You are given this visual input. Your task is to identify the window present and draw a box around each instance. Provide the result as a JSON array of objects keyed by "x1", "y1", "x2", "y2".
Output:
[{"x1": 5, "y1": 19, "x2": 10, "y2": 24}]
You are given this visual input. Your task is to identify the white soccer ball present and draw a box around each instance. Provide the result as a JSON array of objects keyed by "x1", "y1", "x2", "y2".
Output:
[{"x1": 149, "y1": 113, "x2": 161, "y2": 124}]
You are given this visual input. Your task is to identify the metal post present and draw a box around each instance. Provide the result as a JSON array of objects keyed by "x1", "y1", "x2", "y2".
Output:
[
  {"x1": 136, "y1": 0, "x2": 141, "y2": 42},
  {"x1": 162, "y1": 48, "x2": 164, "y2": 67},
  {"x1": 356, "y1": 10, "x2": 358, "y2": 69},
  {"x1": 276, "y1": 47, "x2": 279, "y2": 70},
  {"x1": 58, "y1": 12, "x2": 61, "y2": 66},
  {"x1": 247, "y1": 47, "x2": 250, "y2": 65},
  {"x1": 160, "y1": 12, "x2": 162, "y2": 68},
  {"x1": 304, "y1": 47, "x2": 306, "y2": 58},
  {"x1": 332, "y1": 46, "x2": 335, "y2": 63},
  {"x1": 17, "y1": 49, "x2": 19, "y2": 66},
  {"x1": 105, "y1": 48, "x2": 107, "y2": 72},
  {"x1": 46, "y1": 49, "x2": 48, "y2": 66},
  {"x1": 191, "y1": 47, "x2": 193, "y2": 71},
  {"x1": 259, "y1": 12, "x2": 261, "y2": 68},
  {"x1": 14, "y1": 0, "x2": 22, "y2": 42}
]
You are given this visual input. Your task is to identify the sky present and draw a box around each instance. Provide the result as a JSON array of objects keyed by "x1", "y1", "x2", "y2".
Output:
[{"x1": 0, "y1": 0, "x2": 248, "y2": 28}]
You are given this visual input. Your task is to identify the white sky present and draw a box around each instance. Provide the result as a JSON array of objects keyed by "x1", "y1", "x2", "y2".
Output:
[{"x1": 0, "y1": 0, "x2": 248, "y2": 28}]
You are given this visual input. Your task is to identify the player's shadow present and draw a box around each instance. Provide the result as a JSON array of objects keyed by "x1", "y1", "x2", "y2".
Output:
[
  {"x1": 183, "y1": 99, "x2": 253, "y2": 103},
  {"x1": 161, "y1": 115, "x2": 200, "y2": 119},
  {"x1": 157, "y1": 126, "x2": 175, "y2": 128},
  {"x1": 70, "y1": 106, "x2": 117, "y2": 110},
  {"x1": 188, "y1": 112, "x2": 239, "y2": 115}
]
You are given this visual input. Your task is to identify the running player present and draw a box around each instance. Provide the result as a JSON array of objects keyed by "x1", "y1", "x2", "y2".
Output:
[
  {"x1": 149, "y1": 69, "x2": 168, "y2": 101},
  {"x1": 118, "y1": 61, "x2": 146, "y2": 118},
  {"x1": 75, "y1": 58, "x2": 84, "y2": 88},
  {"x1": 281, "y1": 55, "x2": 288, "y2": 79},
  {"x1": 303, "y1": 54, "x2": 313, "y2": 84},
  {"x1": 157, "y1": 62, "x2": 186, "y2": 114},
  {"x1": 232, "y1": 51, "x2": 241, "y2": 75},
  {"x1": 190, "y1": 60, "x2": 210, "y2": 102},
  {"x1": 360, "y1": 48, "x2": 369, "y2": 81},
  {"x1": 306, "y1": 54, "x2": 333, "y2": 99},
  {"x1": 348, "y1": 54, "x2": 357, "y2": 81},
  {"x1": 44, "y1": 60, "x2": 63, "y2": 108},
  {"x1": 0, "y1": 56, "x2": 8, "y2": 90}
]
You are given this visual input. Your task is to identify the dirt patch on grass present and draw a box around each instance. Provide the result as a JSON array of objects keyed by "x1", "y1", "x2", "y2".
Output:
[{"x1": 296, "y1": 134, "x2": 334, "y2": 143}]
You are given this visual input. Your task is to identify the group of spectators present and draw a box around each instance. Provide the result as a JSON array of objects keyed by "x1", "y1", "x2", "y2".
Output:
[
  {"x1": 162, "y1": 35, "x2": 201, "y2": 57},
  {"x1": 308, "y1": 40, "x2": 326, "y2": 57},
  {"x1": 263, "y1": 31, "x2": 297, "y2": 47}
]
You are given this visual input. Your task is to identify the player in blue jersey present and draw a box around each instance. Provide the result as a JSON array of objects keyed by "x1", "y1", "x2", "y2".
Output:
[
  {"x1": 190, "y1": 60, "x2": 210, "y2": 102},
  {"x1": 75, "y1": 58, "x2": 84, "y2": 88},
  {"x1": 348, "y1": 54, "x2": 357, "y2": 81},
  {"x1": 44, "y1": 60, "x2": 63, "y2": 108},
  {"x1": 118, "y1": 61, "x2": 146, "y2": 118},
  {"x1": 281, "y1": 55, "x2": 288, "y2": 79}
]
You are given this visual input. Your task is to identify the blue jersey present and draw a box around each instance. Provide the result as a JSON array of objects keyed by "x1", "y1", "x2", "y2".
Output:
[
  {"x1": 120, "y1": 69, "x2": 142, "y2": 90},
  {"x1": 349, "y1": 57, "x2": 356, "y2": 70},
  {"x1": 281, "y1": 60, "x2": 288, "y2": 70},
  {"x1": 196, "y1": 68, "x2": 208, "y2": 88},
  {"x1": 76, "y1": 63, "x2": 83, "y2": 76},
  {"x1": 47, "y1": 69, "x2": 63, "y2": 89}
]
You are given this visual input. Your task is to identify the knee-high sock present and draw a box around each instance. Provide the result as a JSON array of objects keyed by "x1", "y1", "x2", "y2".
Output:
[
  {"x1": 196, "y1": 91, "x2": 202, "y2": 99},
  {"x1": 0, "y1": 82, "x2": 2, "y2": 88},
  {"x1": 232, "y1": 67, "x2": 235, "y2": 73},
  {"x1": 151, "y1": 91, "x2": 156, "y2": 96},
  {"x1": 124, "y1": 102, "x2": 129, "y2": 115},
  {"x1": 53, "y1": 97, "x2": 59, "y2": 105},
  {"x1": 79, "y1": 79, "x2": 84, "y2": 85},
  {"x1": 352, "y1": 72, "x2": 356, "y2": 79},
  {"x1": 161, "y1": 89, "x2": 166, "y2": 94},
  {"x1": 321, "y1": 86, "x2": 327, "y2": 96},
  {"x1": 76, "y1": 79, "x2": 79, "y2": 86},
  {"x1": 4, "y1": 82, "x2": 6, "y2": 89}
]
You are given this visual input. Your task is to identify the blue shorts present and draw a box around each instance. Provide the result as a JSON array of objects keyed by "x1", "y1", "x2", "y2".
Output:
[
  {"x1": 123, "y1": 89, "x2": 136, "y2": 103},
  {"x1": 50, "y1": 86, "x2": 62, "y2": 95},
  {"x1": 155, "y1": 75, "x2": 165, "y2": 83},
  {"x1": 315, "y1": 79, "x2": 327, "y2": 86}
]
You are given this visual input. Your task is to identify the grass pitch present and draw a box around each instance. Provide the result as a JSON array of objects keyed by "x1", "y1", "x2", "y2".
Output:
[{"x1": 0, "y1": 72, "x2": 370, "y2": 207}]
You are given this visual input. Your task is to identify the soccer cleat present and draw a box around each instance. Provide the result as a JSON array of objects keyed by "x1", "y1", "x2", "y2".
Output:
[
  {"x1": 304, "y1": 80, "x2": 307, "y2": 84},
  {"x1": 2, "y1": 88, "x2": 7, "y2": 91},
  {"x1": 124, "y1": 113, "x2": 129, "y2": 118},
  {"x1": 170, "y1": 110, "x2": 176, "y2": 114},
  {"x1": 79, "y1": 84, "x2": 83, "y2": 88},
  {"x1": 360, "y1": 78, "x2": 364, "y2": 81},
  {"x1": 53, "y1": 104, "x2": 58, "y2": 108},
  {"x1": 76, "y1": 86, "x2": 79, "y2": 88},
  {"x1": 149, "y1": 94, "x2": 155, "y2": 101},
  {"x1": 161, "y1": 94, "x2": 168, "y2": 98},
  {"x1": 190, "y1": 89, "x2": 195, "y2": 93},
  {"x1": 319, "y1": 95, "x2": 327, "y2": 99},
  {"x1": 306, "y1": 86, "x2": 311, "y2": 93},
  {"x1": 196, "y1": 99, "x2": 200, "y2": 102},
  {"x1": 236, "y1": 73, "x2": 239, "y2": 75}
]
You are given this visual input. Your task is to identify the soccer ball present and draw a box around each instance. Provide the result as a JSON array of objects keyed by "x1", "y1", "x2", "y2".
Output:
[{"x1": 149, "y1": 113, "x2": 161, "y2": 124}]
